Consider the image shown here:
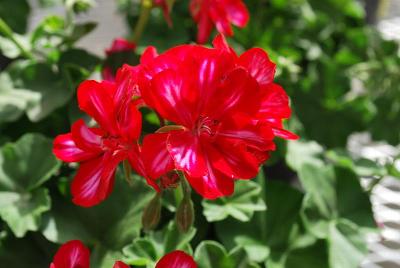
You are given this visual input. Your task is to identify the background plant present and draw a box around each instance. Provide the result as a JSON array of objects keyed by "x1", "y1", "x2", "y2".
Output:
[{"x1": 0, "y1": 0, "x2": 399, "y2": 267}]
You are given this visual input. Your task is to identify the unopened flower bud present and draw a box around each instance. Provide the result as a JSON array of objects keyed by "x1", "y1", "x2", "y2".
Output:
[
  {"x1": 142, "y1": 193, "x2": 162, "y2": 231},
  {"x1": 175, "y1": 196, "x2": 194, "y2": 233}
]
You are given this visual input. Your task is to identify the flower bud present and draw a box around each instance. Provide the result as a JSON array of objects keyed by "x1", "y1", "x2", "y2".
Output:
[
  {"x1": 142, "y1": 193, "x2": 162, "y2": 231},
  {"x1": 175, "y1": 196, "x2": 194, "y2": 233}
]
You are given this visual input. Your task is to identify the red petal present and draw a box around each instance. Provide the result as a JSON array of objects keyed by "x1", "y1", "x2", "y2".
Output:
[
  {"x1": 206, "y1": 138, "x2": 259, "y2": 179},
  {"x1": 77, "y1": 80, "x2": 118, "y2": 135},
  {"x1": 113, "y1": 261, "x2": 130, "y2": 268},
  {"x1": 156, "y1": 251, "x2": 197, "y2": 268},
  {"x1": 145, "y1": 69, "x2": 195, "y2": 127},
  {"x1": 219, "y1": 115, "x2": 274, "y2": 151},
  {"x1": 71, "y1": 153, "x2": 120, "y2": 207},
  {"x1": 71, "y1": 119, "x2": 102, "y2": 153},
  {"x1": 53, "y1": 133, "x2": 98, "y2": 163},
  {"x1": 272, "y1": 127, "x2": 299, "y2": 140},
  {"x1": 204, "y1": 68, "x2": 260, "y2": 119},
  {"x1": 186, "y1": 162, "x2": 234, "y2": 199},
  {"x1": 223, "y1": 0, "x2": 249, "y2": 27},
  {"x1": 196, "y1": 12, "x2": 213, "y2": 44},
  {"x1": 140, "y1": 46, "x2": 159, "y2": 64},
  {"x1": 117, "y1": 103, "x2": 142, "y2": 142},
  {"x1": 114, "y1": 65, "x2": 141, "y2": 108},
  {"x1": 105, "y1": 38, "x2": 136, "y2": 56},
  {"x1": 167, "y1": 131, "x2": 207, "y2": 178},
  {"x1": 238, "y1": 48, "x2": 276, "y2": 87},
  {"x1": 212, "y1": 34, "x2": 237, "y2": 56},
  {"x1": 210, "y1": 5, "x2": 233, "y2": 36},
  {"x1": 258, "y1": 83, "x2": 291, "y2": 119},
  {"x1": 50, "y1": 240, "x2": 90, "y2": 268},
  {"x1": 142, "y1": 133, "x2": 175, "y2": 180}
]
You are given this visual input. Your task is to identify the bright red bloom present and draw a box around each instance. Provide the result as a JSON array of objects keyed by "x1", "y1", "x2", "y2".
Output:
[
  {"x1": 103, "y1": 38, "x2": 136, "y2": 81},
  {"x1": 189, "y1": 0, "x2": 249, "y2": 44},
  {"x1": 50, "y1": 240, "x2": 129, "y2": 268},
  {"x1": 139, "y1": 35, "x2": 296, "y2": 199},
  {"x1": 50, "y1": 240, "x2": 90, "y2": 268},
  {"x1": 53, "y1": 66, "x2": 144, "y2": 207},
  {"x1": 155, "y1": 251, "x2": 197, "y2": 268}
]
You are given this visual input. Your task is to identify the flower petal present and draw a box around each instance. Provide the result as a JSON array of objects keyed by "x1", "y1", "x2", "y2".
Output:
[
  {"x1": 117, "y1": 103, "x2": 142, "y2": 142},
  {"x1": 223, "y1": 0, "x2": 249, "y2": 27},
  {"x1": 167, "y1": 131, "x2": 207, "y2": 178},
  {"x1": 238, "y1": 48, "x2": 276, "y2": 87},
  {"x1": 258, "y1": 83, "x2": 291, "y2": 119},
  {"x1": 77, "y1": 80, "x2": 118, "y2": 134},
  {"x1": 156, "y1": 251, "x2": 197, "y2": 268},
  {"x1": 142, "y1": 133, "x2": 175, "y2": 180},
  {"x1": 141, "y1": 46, "x2": 159, "y2": 64},
  {"x1": 113, "y1": 261, "x2": 130, "y2": 268},
  {"x1": 206, "y1": 138, "x2": 259, "y2": 179},
  {"x1": 209, "y1": 5, "x2": 233, "y2": 36},
  {"x1": 144, "y1": 69, "x2": 195, "y2": 127},
  {"x1": 71, "y1": 152, "x2": 120, "y2": 207},
  {"x1": 50, "y1": 240, "x2": 90, "y2": 268},
  {"x1": 218, "y1": 114, "x2": 274, "y2": 151},
  {"x1": 53, "y1": 133, "x2": 98, "y2": 163},
  {"x1": 71, "y1": 119, "x2": 102, "y2": 153},
  {"x1": 186, "y1": 161, "x2": 234, "y2": 199}
]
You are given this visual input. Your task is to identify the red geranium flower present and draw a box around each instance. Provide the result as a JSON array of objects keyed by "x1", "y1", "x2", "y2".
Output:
[
  {"x1": 103, "y1": 38, "x2": 136, "y2": 81},
  {"x1": 50, "y1": 241, "x2": 197, "y2": 268},
  {"x1": 156, "y1": 250, "x2": 197, "y2": 268},
  {"x1": 53, "y1": 66, "x2": 144, "y2": 207},
  {"x1": 189, "y1": 0, "x2": 249, "y2": 43},
  {"x1": 139, "y1": 35, "x2": 296, "y2": 199},
  {"x1": 50, "y1": 240, "x2": 90, "y2": 268}
]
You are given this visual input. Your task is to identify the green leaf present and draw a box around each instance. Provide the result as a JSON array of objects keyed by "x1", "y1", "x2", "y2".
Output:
[
  {"x1": 122, "y1": 221, "x2": 196, "y2": 266},
  {"x1": 0, "y1": 134, "x2": 57, "y2": 237},
  {"x1": 202, "y1": 180, "x2": 266, "y2": 222},
  {"x1": 328, "y1": 219, "x2": 368, "y2": 268},
  {"x1": 298, "y1": 163, "x2": 336, "y2": 219},
  {"x1": 194, "y1": 241, "x2": 233, "y2": 268},
  {"x1": 286, "y1": 140, "x2": 324, "y2": 171},
  {"x1": 8, "y1": 62, "x2": 72, "y2": 122},
  {"x1": 0, "y1": 133, "x2": 60, "y2": 191},
  {"x1": 0, "y1": 188, "x2": 51, "y2": 237},
  {"x1": 216, "y1": 180, "x2": 304, "y2": 263},
  {"x1": 0, "y1": 233, "x2": 56, "y2": 268},
  {"x1": 0, "y1": 34, "x2": 30, "y2": 59},
  {"x1": 281, "y1": 240, "x2": 329, "y2": 268},
  {"x1": 0, "y1": 72, "x2": 40, "y2": 123},
  {"x1": 41, "y1": 174, "x2": 153, "y2": 247},
  {"x1": 0, "y1": 0, "x2": 30, "y2": 34}
]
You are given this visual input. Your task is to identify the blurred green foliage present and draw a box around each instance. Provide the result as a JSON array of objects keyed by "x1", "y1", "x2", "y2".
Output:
[{"x1": 0, "y1": 0, "x2": 399, "y2": 267}]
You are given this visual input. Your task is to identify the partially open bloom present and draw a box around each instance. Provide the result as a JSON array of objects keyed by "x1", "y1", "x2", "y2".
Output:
[
  {"x1": 53, "y1": 66, "x2": 143, "y2": 207},
  {"x1": 189, "y1": 0, "x2": 249, "y2": 43},
  {"x1": 139, "y1": 34, "x2": 296, "y2": 199},
  {"x1": 103, "y1": 38, "x2": 136, "y2": 81},
  {"x1": 156, "y1": 250, "x2": 197, "y2": 268},
  {"x1": 50, "y1": 241, "x2": 196, "y2": 268}
]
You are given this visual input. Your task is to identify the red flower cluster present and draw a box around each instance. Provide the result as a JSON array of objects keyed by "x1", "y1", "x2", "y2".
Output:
[
  {"x1": 189, "y1": 0, "x2": 249, "y2": 43},
  {"x1": 53, "y1": 35, "x2": 296, "y2": 207},
  {"x1": 50, "y1": 240, "x2": 197, "y2": 268}
]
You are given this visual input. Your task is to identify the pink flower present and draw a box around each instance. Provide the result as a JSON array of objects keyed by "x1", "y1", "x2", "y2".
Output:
[{"x1": 189, "y1": 0, "x2": 249, "y2": 43}]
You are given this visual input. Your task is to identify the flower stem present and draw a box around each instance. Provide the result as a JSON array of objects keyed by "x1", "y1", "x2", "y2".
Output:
[
  {"x1": 132, "y1": 0, "x2": 153, "y2": 43},
  {"x1": 0, "y1": 18, "x2": 33, "y2": 59}
]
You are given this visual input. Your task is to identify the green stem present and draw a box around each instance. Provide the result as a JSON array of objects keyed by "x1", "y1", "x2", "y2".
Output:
[
  {"x1": 132, "y1": 0, "x2": 153, "y2": 43},
  {"x1": 0, "y1": 18, "x2": 33, "y2": 59}
]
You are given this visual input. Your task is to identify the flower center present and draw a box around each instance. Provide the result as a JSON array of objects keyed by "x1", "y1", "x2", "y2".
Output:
[
  {"x1": 101, "y1": 136, "x2": 132, "y2": 153},
  {"x1": 195, "y1": 115, "x2": 220, "y2": 137}
]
